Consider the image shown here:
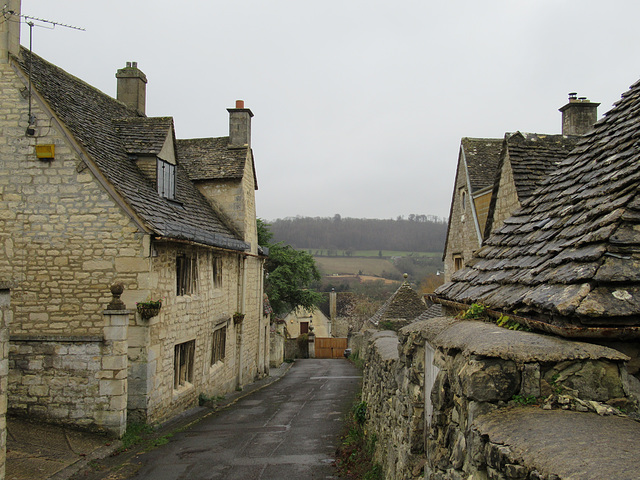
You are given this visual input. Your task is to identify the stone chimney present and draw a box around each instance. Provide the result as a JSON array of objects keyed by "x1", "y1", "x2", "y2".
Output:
[
  {"x1": 0, "y1": 0, "x2": 21, "y2": 63},
  {"x1": 227, "y1": 100, "x2": 253, "y2": 147},
  {"x1": 559, "y1": 93, "x2": 599, "y2": 135},
  {"x1": 116, "y1": 62, "x2": 147, "y2": 116}
]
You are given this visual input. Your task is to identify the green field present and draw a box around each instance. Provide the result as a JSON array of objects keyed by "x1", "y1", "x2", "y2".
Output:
[{"x1": 314, "y1": 257, "x2": 399, "y2": 277}]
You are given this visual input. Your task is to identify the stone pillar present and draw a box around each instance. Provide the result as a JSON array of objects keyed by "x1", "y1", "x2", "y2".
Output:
[
  {"x1": 308, "y1": 327, "x2": 316, "y2": 358},
  {"x1": 0, "y1": 286, "x2": 13, "y2": 480},
  {"x1": 100, "y1": 283, "x2": 130, "y2": 438}
]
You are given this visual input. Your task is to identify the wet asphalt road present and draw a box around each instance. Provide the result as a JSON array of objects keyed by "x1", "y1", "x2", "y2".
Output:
[{"x1": 129, "y1": 359, "x2": 361, "y2": 480}]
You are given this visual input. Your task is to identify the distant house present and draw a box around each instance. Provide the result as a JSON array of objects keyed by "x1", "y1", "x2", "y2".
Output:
[
  {"x1": 443, "y1": 96, "x2": 598, "y2": 282},
  {"x1": 436, "y1": 79, "x2": 640, "y2": 384},
  {"x1": 0, "y1": 7, "x2": 267, "y2": 435},
  {"x1": 369, "y1": 277, "x2": 426, "y2": 331},
  {"x1": 283, "y1": 307, "x2": 331, "y2": 338},
  {"x1": 442, "y1": 138, "x2": 502, "y2": 281}
]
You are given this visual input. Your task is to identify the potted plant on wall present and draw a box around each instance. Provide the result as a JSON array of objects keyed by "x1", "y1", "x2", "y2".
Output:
[
  {"x1": 137, "y1": 299, "x2": 162, "y2": 319},
  {"x1": 233, "y1": 311, "x2": 245, "y2": 325}
]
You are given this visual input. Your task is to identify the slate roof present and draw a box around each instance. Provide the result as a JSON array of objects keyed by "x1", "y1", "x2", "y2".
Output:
[
  {"x1": 503, "y1": 132, "x2": 580, "y2": 201},
  {"x1": 443, "y1": 138, "x2": 503, "y2": 258},
  {"x1": 436, "y1": 78, "x2": 640, "y2": 328},
  {"x1": 461, "y1": 138, "x2": 503, "y2": 194},
  {"x1": 370, "y1": 279, "x2": 426, "y2": 326},
  {"x1": 114, "y1": 117, "x2": 174, "y2": 156},
  {"x1": 16, "y1": 49, "x2": 248, "y2": 251},
  {"x1": 177, "y1": 137, "x2": 257, "y2": 190},
  {"x1": 483, "y1": 132, "x2": 579, "y2": 237}
]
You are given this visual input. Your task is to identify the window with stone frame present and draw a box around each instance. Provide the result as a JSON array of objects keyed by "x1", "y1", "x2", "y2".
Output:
[
  {"x1": 300, "y1": 321, "x2": 309, "y2": 334},
  {"x1": 460, "y1": 188, "x2": 467, "y2": 213},
  {"x1": 211, "y1": 325, "x2": 226, "y2": 365},
  {"x1": 212, "y1": 255, "x2": 222, "y2": 289},
  {"x1": 177, "y1": 253, "x2": 198, "y2": 296},
  {"x1": 453, "y1": 255, "x2": 464, "y2": 272},
  {"x1": 174, "y1": 340, "x2": 195, "y2": 389},
  {"x1": 157, "y1": 158, "x2": 176, "y2": 200}
]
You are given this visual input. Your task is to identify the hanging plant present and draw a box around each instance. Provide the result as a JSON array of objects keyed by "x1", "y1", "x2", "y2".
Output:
[
  {"x1": 233, "y1": 312, "x2": 245, "y2": 324},
  {"x1": 137, "y1": 299, "x2": 162, "y2": 319}
]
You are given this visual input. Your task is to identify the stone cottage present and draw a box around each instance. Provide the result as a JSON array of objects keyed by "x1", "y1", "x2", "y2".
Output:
[
  {"x1": 442, "y1": 138, "x2": 502, "y2": 281},
  {"x1": 0, "y1": 1, "x2": 267, "y2": 435},
  {"x1": 443, "y1": 96, "x2": 598, "y2": 282},
  {"x1": 436, "y1": 79, "x2": 640, "y2": 383}
]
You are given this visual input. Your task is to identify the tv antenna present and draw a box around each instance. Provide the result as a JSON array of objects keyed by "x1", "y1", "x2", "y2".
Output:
[{"x1": 1, "y1": 4, "x2": 85, "y2": 135}]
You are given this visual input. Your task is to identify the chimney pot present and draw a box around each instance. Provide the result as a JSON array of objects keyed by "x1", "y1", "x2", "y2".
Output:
[{"x1": 236, "y1": 100, "x2": 245, "y2": 109}]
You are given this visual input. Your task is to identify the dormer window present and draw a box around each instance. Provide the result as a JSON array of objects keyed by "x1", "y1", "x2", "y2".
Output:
[{"x1": 157, "y1": 158, "x2": 176, "y2": 199}]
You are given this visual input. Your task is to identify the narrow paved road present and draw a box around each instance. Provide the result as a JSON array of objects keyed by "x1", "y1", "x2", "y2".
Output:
[{"x1": 128, "y1": 359, "x2": 361, "y2": 479}]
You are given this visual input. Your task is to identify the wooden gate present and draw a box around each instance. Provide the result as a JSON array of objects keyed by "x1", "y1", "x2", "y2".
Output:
[{"x1": 315, "y1": 337, "x2": 348, "y2": 359}]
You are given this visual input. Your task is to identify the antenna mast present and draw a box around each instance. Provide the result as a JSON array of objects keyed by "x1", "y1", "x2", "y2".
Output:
[{"x1": 1, "y1": 5, "x2": 85, "y2": 135}]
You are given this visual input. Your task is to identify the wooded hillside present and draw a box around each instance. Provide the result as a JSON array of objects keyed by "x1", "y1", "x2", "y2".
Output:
[{"x1": 266, "y1": 215, "x2": 447, "y2": 252}]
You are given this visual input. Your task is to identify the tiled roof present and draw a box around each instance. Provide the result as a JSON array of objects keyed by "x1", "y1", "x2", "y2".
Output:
[
  {"x1": 113, "y1": 117, "x2": 173, "y2": 156},
  {"x1": 370, "y1": 280, "x2": 426, "y2": 326},
  {"x1": 503, "y1": 132, "x2": 579, "y2": 201},
  {"x1": 436, "y1": 78, "x2": 640, "y2": 328},
  {"x1": 177, "y1": 137, "x2": 246, "y2": 180},
  {"x1": 483, "y1": 132, "x2": 579, "y2": 237},
  {"x1": 17, "y1": 49, "x2": 248, "y2": 251},
  {"x1": 461, "y1": 138, "x2": 503, "y2": 193},
  {"x1": 442, "y1": 138, "x2": 503, "y2": 258}
]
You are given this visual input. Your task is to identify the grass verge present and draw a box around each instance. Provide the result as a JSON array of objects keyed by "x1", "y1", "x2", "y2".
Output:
[{"x1": 335, "y1": 398, "x2": 383, "y2": 479}]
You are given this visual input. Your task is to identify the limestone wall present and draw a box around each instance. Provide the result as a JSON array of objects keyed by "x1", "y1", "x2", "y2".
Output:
[
  {"x1": 0, "y1": 62, "x2": 146, "y2": 337},
  {"x1": 443, "y1": 158, "x2": 482, "y2": 282},
  {"x1": 0, "y1": 288, "x2": 12, "y2": 480},
  {"x1": 8, "y1": 306, "x2": 129, "y2": 437},
  {"x1": 360, "y1": 317, "x2": 637, "y2": 480},
  {"x1": 270, "y1": 321, "x2": 285, "y2": 367},
  {"x1": 489, "y1": 155, "x2": 519, "y2": 236},
  {"x1": 131, "y1": 245, "x2": 266, "y2": 424}
]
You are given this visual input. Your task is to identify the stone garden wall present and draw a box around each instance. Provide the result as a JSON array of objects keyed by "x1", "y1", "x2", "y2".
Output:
[
  {"x1": 357, "y1": 317, "x2": 639, "y2": 480},
  {"x1": 270, "y1": 321, "x2": 285, "y2": 367},
  {"x1": 0, "y1": 287, "x2": 12, "y2": 480},
  {"x1": 8, "y1": 306, "x2": 129, "y2": 437}
]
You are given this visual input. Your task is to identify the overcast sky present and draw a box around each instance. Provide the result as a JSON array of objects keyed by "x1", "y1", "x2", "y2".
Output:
[{"x1": 17, "y1": 1, "x2": 640, "y2": 221}]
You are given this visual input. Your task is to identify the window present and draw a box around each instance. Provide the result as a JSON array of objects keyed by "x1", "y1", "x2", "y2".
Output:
[
  {"x1": 460, "y1": 188, "x2": 467, "y2": 212},
  {"x1": 211, "y1": 326, "x2": 227, "y2": 365},
  {"x1": 300, "y1": 321, "x2": 309, "y2": 334},
  {"x1": 212, "y1": 256, "x2": 222, "y2": 289},
  {"x1": 453, "y1": 255, "x2": 463, "y2": 272},
  {"x1": 174, "y1": 340, "x2": 195, "y2": 389},
  {"x1": 177, "y1": 254, "x2": 198, "y2": 296},
  {"x1": 157, "y1": 159, "x2": 176, "y2": 200}
]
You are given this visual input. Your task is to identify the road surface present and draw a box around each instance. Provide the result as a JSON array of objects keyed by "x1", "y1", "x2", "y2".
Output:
[{"x1": 127, "y1": 359, "x2": 361, "y2": 479}]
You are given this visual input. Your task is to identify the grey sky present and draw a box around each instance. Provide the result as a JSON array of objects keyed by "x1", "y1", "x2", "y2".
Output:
[{"x1": 18, "y1": 1, "x2": 640, "y2": 221}]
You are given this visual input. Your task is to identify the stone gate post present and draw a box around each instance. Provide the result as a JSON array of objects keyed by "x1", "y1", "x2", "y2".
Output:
[{"x1": 100, "y1": 283, "x2": 130, "y2": 437}]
